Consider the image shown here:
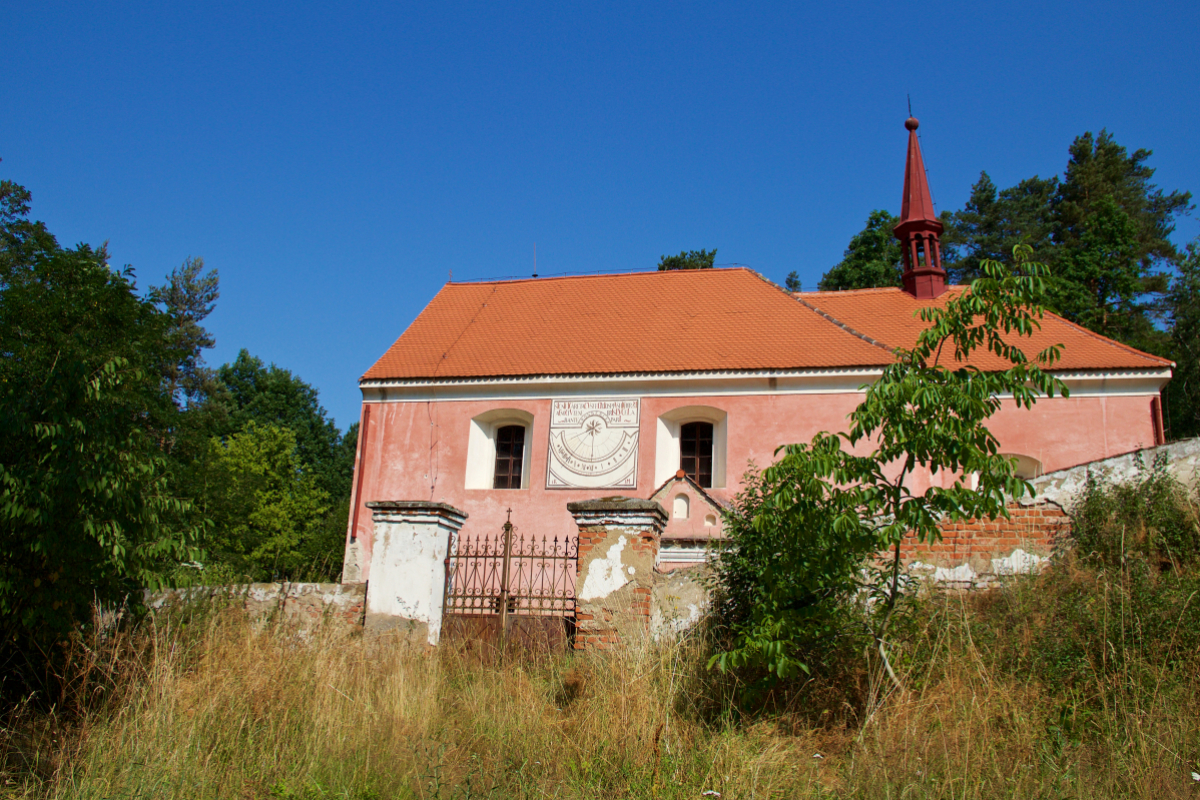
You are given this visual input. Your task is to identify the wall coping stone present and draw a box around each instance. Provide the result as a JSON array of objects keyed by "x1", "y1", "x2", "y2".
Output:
[
  {"x1": 367, "y1": 500, "x2": 468, "y2": 526},
  {"x1": 567, "y1": 497, "x2": 667, "y2": 520},
  {"x1": 1022, "y1": 437, "x2": 1200, "y2": 508}
]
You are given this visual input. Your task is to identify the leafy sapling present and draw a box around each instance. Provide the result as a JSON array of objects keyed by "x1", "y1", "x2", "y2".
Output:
[{"x1": 711, "y1": 245, "x2": 1068, "y2": 686}]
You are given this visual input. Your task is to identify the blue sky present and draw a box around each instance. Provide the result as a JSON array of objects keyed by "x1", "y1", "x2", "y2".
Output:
[{"x1": 6, "y1": 0, "x2": 1198, "y2": 430}]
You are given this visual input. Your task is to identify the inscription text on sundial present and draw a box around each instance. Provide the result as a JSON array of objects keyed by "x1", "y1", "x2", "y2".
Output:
[{"x1": 546, "y1": 399, "x2": 640, "y2": 489}]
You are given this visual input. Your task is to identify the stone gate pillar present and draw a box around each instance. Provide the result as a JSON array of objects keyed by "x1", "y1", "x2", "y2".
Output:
[
  {"x1": 567, "y1": 497, "x2": 667, "y2": 649},
  {"x1": 365, "y1": 501, "x2": 467, "y2": 645}
]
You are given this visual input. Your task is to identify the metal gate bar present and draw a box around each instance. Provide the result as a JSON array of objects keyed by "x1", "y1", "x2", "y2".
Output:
[{"x1": 443, "y1": 510, "x2": 577, "y2": 635}]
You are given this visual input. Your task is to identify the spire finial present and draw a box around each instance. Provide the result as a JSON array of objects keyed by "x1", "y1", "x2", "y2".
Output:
[{"x1": 894, "y1": 115, "x2": 946, "y2": 299}]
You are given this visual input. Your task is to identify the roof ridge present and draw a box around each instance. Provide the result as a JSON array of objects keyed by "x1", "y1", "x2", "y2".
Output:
[
  {"x1": 445, "y1": 266, "x2": 758, "y2": 288},
  {"x1": 795, "y1": 285, "x2": 969, "y2": 298},
  {"x1": 792, "y1": 295, "x2": 899, "y2": 356}
]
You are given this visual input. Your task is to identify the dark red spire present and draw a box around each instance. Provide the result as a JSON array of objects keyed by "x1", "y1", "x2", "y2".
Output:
[{"x1": 893, "y1": 117, "x2": 947, "y2": 299}]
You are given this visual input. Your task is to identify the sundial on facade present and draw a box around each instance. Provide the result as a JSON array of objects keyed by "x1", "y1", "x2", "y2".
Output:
[{"x1": 546, "y1": 398, "x2": 640, "y2": 489}]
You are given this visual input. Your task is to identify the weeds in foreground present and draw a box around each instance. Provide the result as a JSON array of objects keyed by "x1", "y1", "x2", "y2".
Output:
[
  {"x1": 1, "y1": 558, "x2": 1198, "y2": 800},
  {"x1": 2, "y1": 471, "x2": 1198, "y2": 798}
]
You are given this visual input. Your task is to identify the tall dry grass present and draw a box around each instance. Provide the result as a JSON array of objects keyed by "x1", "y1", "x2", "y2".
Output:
[{"x1": 2, "y1": 565, "x2": 1199, "y2": 800}]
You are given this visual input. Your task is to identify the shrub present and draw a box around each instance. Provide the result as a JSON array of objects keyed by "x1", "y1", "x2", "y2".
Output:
[{"x1": 1071, "y1": 452, "x2": 1200, "y2": 567}]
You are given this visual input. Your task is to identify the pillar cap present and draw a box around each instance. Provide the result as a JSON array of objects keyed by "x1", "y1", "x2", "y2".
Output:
[
  {"x1": 366, "y1": 500, "x2": 468, "y2": 524},
  {"x1": 567, "y1": 496, "x2": 666, "y2": 516}
]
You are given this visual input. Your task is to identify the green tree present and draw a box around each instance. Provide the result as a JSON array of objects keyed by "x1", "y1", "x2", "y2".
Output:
[
  {"x1": 198, "y1": 422, "x2": 332, "y2": 581},
  {"x1": 215, "y1": 350, "x2": 348, "y2": 499},
  {"x1": 712, "y1": 246, "x2": 1066, "y2": 684},
  {"x1": 0, "y1": 167, "x2": 57, "y2": 272},
  {"x1": 1164, "y1": 241, "x2": 1200, "y2": 439},
  {"x1": 1047, "y1": 195, "x2": 1149, "y2": 343},
  {"x1": 784, "y1": 271, "x2": 802, "y2": 292},
  {"x1": 0, "y1": 223, "x2": 200, "y2": 692},
  {"x1": 945, "y1": 131, "x2": 1192, "y2": 353},
  {"x1": 1047, "y1": 130, "x2": 1192, "y2": 350},
  {"x1": 947, "y1": 172, "x2": 1057, "y2": 285},
  {"x1": 818, "y1": 210, "x2": 904, "y2": 291},
  {"x1": 147, "y1": 256, "x2": 220, "y2": 407},
  {"x1": 184, "y1": 351, "x2": 355, "y2": 581},
  {"x1": 658, "y1": 248, "x2": 717, "y2": 271}
]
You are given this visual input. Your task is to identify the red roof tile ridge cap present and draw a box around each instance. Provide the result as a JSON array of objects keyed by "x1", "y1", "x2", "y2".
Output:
[
  {"x1": 791, "y1": 294, "x2": 898, "y2": 356},
  {"x1": 794, "y1": 286, "x2": 904, "y2": 297},
  {"x1": 793, "y1": 284, "x2": 969, "y2": 299},
  {"x1": 1043, "y1": 311, "x2": 1174, "y2": 368},
  {"x1": 443, "y1": 266, "x2": 758, "y2": 287}
]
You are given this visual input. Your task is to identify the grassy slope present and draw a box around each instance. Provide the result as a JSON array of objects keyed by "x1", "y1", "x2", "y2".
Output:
[{"x1": 2, "y1": 560, "x2": 1198, "y2": 800}]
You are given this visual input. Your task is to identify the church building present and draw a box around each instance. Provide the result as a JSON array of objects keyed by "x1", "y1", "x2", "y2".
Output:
[{"x1": 341, "y1": 119, "x2": 1173, "y2": 584}]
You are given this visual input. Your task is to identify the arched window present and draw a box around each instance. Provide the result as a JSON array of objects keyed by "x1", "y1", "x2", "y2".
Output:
[
  {"x1": 680, "y1": 421, "x2": 714, "y2": 488},
  {"x1": 654, "y1": 406, "x2": 727, "y2": 489},
  {"x1": 493, "y1": 425, "x2": 526, "y2": 489},
  {"x1": 465, "y1": 409, "x2": 534, "y2": 490}
]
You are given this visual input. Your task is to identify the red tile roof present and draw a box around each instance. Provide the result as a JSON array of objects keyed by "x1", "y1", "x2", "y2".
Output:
[
  {"x1": 795, "y1": 286, "x2": 1172, "y2": 372},
  {"x1": 362, "y1": 269, "x2": 1172, "y2": 382},
  {"x1": 363, "y1": 269, "x2": 893, "y2": 380}
]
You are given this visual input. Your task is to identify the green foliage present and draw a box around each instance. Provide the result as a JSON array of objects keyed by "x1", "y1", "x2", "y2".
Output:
[
  {"x1": 1070, "y1": 452, "x2": 1200, "y2": 567},
  {"x1": 784, "y1": 270, "x2": 801, "y2": 292},
  {"x1": 0, "y1": 171, "x2": 57, "y2": 272},
  {"x1": 1164, "y1": 240, "x2": 1200, "y2": 439},
  {"x1": 951, "y1": 130, "x2": 1192, "y2": 356},
  {"x1": 147, "y1": 256, "x2": 220, "y2": 407},
  {"x1": 197, "y1": 423, "x2": 333, "y2": 582},
  {"x1": 946, "y1": 172, "x2": 1057, "y2": 285},
  {"x1": 173, "y1": 350, "x2": 356, "y2": 582},
  {"x1": 968, "y1": 560, "x2": 1200, "y2": 697},
  {"x1": 712, "y1": 246, "x2": 1067, "y2": 681},
  {"x1": 215, "y1": 350, "x2": 350, "y2": 500},
  {"x1": 657, "y1": 248, "x2": 716, "y2": 271},
  {"x1": 1052, "y1": 130, "x2": 1191, "y2": 279},
  {"x1": 817, "y1": 210, "x2": 904, "y2": 290},
  {"x1": 833, "y1": 132, "x2": 1193, "y2": 361},
  {"x1": 0, "y1": 236, "x2": 200, "y2": 692}
]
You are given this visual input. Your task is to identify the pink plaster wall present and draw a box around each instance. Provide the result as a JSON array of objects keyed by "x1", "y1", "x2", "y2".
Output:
[{"x1": 344, "y1": 390, "x2": 1161, "y2": 582}]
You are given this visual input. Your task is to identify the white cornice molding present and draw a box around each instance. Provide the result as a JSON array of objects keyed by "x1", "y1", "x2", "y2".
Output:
[{"x1": 358, "y1": 367, "x2": 1172, "y2": 403}]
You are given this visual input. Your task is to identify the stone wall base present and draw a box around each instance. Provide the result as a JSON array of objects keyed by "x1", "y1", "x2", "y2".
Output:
[{"x1": 146, "y1": 582, "x2": 366, "y2": 629}]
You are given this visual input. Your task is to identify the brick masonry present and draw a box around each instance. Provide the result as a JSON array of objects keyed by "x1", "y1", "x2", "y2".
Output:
[
  {"x1": 568, "y1": 498, "x2": 667, "y2": 650},
  {"x1": 896, "y1": 502, "x2": 1070, "y2": 586}
]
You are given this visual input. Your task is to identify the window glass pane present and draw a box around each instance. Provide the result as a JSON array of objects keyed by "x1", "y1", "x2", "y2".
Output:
[
  {"x1": 679, "y1": 421, "x2": 715, "y2": 486},
  {"x1": 493, "y1": 425, "x2": 526, "y2": 489}
]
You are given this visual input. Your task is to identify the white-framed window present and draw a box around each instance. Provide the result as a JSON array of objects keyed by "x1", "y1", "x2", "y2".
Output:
[
  {"x1": 465, "y1": 409, "x2": 534, "y2": 489},
  {"x1": 655, "y1": 406, "x2": 728, "y2": 489}
]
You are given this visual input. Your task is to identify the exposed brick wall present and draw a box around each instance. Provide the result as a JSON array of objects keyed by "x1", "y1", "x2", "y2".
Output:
[
  {"x1": 571, "y1": 521, "x2": 662, "y2": 651},
  {"x1": 897, "y1": 502, "x2": 1070, "y2": 564}
]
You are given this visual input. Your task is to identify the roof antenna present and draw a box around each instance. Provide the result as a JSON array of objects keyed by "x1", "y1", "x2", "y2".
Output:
[
  {"x1": 907, "y1": 94, "x2": 912, "y2": 117},
  {"x1": 533, "y1": 243, "x2": 538, "y2": 278},
  {"x1": 449, "y1": 269, "x2": 452, "y2": 282}
]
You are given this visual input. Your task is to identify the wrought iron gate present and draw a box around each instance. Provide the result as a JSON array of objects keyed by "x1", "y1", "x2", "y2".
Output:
[{"x1": 443, "y1": 510, "x2": 577, "y2": 635}]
